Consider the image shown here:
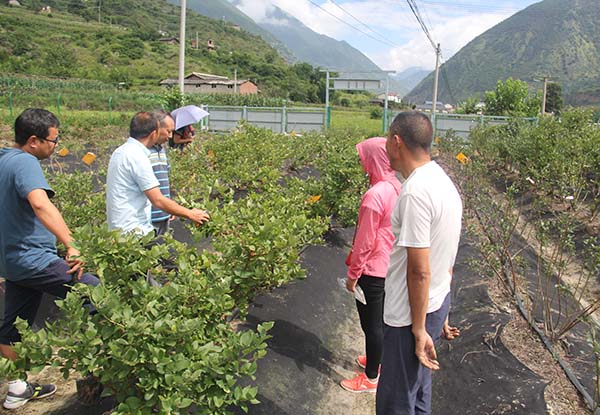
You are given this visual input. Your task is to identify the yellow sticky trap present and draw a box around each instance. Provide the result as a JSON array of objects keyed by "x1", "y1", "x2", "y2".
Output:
[
  {"x1": 57, "y1": 148, "x2": 69, "y2": 157},
  {"x1": 82, "y1": 152, "x2": 96, "y2": 166},
  {"x1": 289, "y1": 131, "x2": 297, "y2": 137},
  {"x1": 434, "y1": 137, "x2": 441, "y2": 145},
  {"x1": 306, "y1": 195, "x2": 322, "y2": 204},
  {"x1": 207, "y1": 149, "x2": 215, "y2": 160},
  {"x1": 456, "y1": 152, "x2": 469, "y2": 165}
]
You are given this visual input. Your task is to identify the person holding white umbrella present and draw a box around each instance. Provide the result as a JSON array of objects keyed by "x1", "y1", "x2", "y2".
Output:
[{"x1": 169, "y1": 105, "x2": 209, "y2": 150}]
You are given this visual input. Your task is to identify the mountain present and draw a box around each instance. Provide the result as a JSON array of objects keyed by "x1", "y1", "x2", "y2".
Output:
[
  {"x1": 180, "y1": 0, "x2": 381, "y2": 72},
  {"x1": 253, "y1": 4, "x2": 381, "y2": 72},
  {"x1": 167, "y1": 0, "x2": 296, "y2": 62},
  {"x1": 0, "y1": 1, "x2": 325, "y2": 101},
  {"x1": 393, "y1": 67, "x2": 430, "y2": 94},
  {"x1": 405, "y1": 0, "x2": 600, "y2": 106}
]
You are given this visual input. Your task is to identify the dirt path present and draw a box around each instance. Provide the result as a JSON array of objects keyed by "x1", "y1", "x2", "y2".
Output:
[{"x1": 235, "y1": 229, "x2": 376, "y2": 415}]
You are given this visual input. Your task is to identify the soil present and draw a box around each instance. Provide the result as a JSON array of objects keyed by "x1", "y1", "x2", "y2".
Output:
[{"x1": 487, "y1": 271, "x2": 590, "y2": 414}]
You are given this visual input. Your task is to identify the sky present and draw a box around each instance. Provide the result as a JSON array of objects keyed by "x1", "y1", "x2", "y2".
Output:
[{"x1": 235, "y1": 0, "x2": 541, "y2": 74}]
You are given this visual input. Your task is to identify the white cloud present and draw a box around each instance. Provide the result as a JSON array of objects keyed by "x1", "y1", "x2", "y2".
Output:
[
  {"x1": 233, "y1": 0, "x2": 523, "y2": 73},
  {"x1": 371, "y1": 12, "x2": 513, "y2": 72},
  {"x1": 235, "y1": 0, "x2": 290, "y2": 26}
]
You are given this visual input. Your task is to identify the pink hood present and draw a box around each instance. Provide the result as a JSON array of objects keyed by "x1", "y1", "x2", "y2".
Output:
[
  {"x1": 347, "y1": 137, "x2": 402, "y2": 280},
  {"x1": 356, "y1": 137, "x2": 396, "y2": 187}
]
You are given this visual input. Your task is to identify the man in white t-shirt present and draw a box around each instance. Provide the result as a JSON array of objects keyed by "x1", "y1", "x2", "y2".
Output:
[
  {"x1": 376, "y1": 111, "x2": 462, "y2": 415},
  {"x1": 106, "y1": 111, "x2": 209, "y2": 236}
]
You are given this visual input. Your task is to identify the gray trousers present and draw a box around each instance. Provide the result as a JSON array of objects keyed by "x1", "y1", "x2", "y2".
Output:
[
  {"x1": 376, "y1": 293, "x2": 451, "y2": 415},
  {"x1": 152, "y1": 219, "x2": 170, "y2": 236}
]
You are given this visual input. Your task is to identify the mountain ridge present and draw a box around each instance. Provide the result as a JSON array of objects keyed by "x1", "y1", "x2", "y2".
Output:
[
  {"x1": 179, "y1": 0, "x2": 383, "y2": 73},
  {"x1": 406, "y1": 0, "x2": 600, "y2": 106}
]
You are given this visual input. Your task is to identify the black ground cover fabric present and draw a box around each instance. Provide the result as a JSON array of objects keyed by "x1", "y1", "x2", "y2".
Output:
[{"x1": 237, "y1": 230, "x2": 548, "y2": 415}]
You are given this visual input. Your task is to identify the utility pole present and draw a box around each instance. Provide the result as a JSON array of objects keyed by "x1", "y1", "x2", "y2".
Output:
[
  {"x1": 541, "y1": 76, "x2": 548, "y2": 115},
  {"x1": 196, "y1": 31, "x2": 199, "y2": 49},
  {"x1": 431, "y1": 43, "x2": 441, "y2": 135},
  {"x1": 178, "y1": 0, "x2": 187, "y2": 95},
  {"x1": 325, "y1": 70, "x2": 330, "y2": 129},
  {"x1": 534, "y1": 75, "x2": 550, "y2": 115},
  {"x1": 234, "y1": 68, "x2": 238, "y2": 94},
  {"x1": 383, "y1": 75, "x2": 389, "y2": 133}
]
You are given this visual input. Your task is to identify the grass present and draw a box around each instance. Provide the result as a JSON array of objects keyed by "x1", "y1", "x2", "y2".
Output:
[{"x1": 331, "y1": 109, "x2": 385, "y2": 136}]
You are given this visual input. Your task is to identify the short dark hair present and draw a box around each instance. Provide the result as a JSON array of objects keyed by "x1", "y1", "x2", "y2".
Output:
[
  {"x1": 152, "y1": 109, "x2": 173, "y2": 127},
  {"x1": 14, "y1": 108, "x2": 60, "y2": 146},
  {"x1": 389, "y1": 111, "x2": 433, "y2": 153},
  {"x1": 130, "y1": 111, "x2": 160, "y2": 139}
]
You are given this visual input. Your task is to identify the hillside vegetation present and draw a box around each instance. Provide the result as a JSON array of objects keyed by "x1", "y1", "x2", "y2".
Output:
[
  {"x1": 407, "y1": 0, "x2": 600, "y2": 106},
  {"x1": 0, "y1": 1, "x2": 325, "y2": 101}
]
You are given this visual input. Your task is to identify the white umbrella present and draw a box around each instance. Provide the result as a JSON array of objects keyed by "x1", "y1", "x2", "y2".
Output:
[{"x1": 171, "y1": 105, "x2": 210, "y2": 130}]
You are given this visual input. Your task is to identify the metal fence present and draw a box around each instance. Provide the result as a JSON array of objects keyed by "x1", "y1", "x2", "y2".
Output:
[
  {"x1": 200, "y1": 105, "x2": 326, "y2": 134},
  {"x1": 387, "y1": 112, "x2": 538, "y2": 138}
]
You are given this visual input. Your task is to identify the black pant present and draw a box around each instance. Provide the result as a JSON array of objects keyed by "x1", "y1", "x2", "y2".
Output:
[
  {"x1": 356, "y1": 275, "x2": 385, "y2": 379},
  {"x1": 0, "y1": 259, "x2": 99, "y2": 344}
]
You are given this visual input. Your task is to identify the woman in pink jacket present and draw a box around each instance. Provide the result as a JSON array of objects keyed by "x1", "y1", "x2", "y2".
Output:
[{"x1": 341, "y1": 137, "x2": 402, "y2": 393}]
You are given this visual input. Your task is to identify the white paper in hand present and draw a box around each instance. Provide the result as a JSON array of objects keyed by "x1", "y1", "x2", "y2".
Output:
[
  {"x1": 354, "y1": 285, "x2": 367, "y2": 305},
  {"x1": 337, "y1": 278, "x2": 367, "y2": 305}
]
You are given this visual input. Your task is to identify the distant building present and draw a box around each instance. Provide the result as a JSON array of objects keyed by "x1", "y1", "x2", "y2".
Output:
[
  {"x1": 229, "y1": 24, "x2": 241, "y2": 31},
  {"x1": 415, "y1": 101, "x2": 453, "y2": 113},
  {"x1": 40, "y1": 5, "x2": 51, "y2": 13},
  {"x1": 207, "y1": 39, "x2": 215, "y2": 50},
  {"x1": 377, "y1": 92, "x2": 401, "y2": 103},
  {"x1": 8, "y1": 0, "x2": 21, "y2": 6},
  {"x1": 159, "y1": 72, "x2": 259, "y2": 95},
  {"x1": 158, "y1": 37, "x2": 179, "y2": 45}
]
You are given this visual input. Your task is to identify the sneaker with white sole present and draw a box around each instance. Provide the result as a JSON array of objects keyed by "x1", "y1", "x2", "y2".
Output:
[
  {"x1": 356, "y1": 355, "x2": 367, "y2": 369},
  {"x1": 3, "y1": 382, "x2": 57, "y2": 410},
  {"x1": 340, "y1": 373, "x2": 378, "y2": 393}
]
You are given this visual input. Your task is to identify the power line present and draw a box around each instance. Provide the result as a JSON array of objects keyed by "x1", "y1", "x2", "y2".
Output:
[
  {"x1": 304, "y1": 0, "x2": 399, "y2": 48},
  {"x1": 405, "y1": 0, "x2": 436, "y2": 50},
  {"x1": 440, "y1": 62, "x2": 456, "y2": 104},
  {"x1": 421, "y1": 0, "x2": 522, "y2": 13},
  {"x1": 328, "y1": 0, "x2": 403, "y2": 47}
]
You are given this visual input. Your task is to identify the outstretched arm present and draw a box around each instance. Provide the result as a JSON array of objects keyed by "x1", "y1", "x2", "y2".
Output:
[
  {"x1": 145, "y1": 187, "x2": 209, "y2": 225},
  {"x1": 28, "y1": 189, "x2": 83, "y2": 278}
]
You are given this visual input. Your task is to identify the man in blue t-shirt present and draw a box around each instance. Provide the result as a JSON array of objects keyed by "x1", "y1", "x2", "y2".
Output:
[{"x1": 0, "y1": 108, "x2": 100, "y2": 410}]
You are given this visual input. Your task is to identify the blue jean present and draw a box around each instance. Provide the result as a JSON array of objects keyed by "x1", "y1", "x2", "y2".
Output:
[
  {"x1": 376, "y1": 293, "x2": 451, "y2": 415},
  {"x1": 0, "y1": 259, "x2": 99, "y2": 344}
]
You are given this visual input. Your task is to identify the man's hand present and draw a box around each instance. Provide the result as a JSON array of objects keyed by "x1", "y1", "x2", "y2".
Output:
[
  {"x1": 346, "y1": 277, "x2": 357, "y2": 293},
  {"x1": 413, "y1": 328, "x2": 440, "y2": 371},
  {"x1": 442, "y1": 317, "x2": 460, "y2": 340},
  {"x1": 65, "y1": 247, "x2": 84, "y2": 280},
  {"x1": 188, "y1": 208, "x2": 210, "y2": 225}
]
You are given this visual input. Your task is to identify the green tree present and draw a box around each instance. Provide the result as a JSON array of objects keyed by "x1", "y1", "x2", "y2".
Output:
[
  {"x1": 545, "y1": 82, "x2": 563, "y2": 115},
  {"x1": 484, "y1": 78, "x2": 541, "y2": 117},
  {"x1": 457, "y1": 95, "x2": 481, "y2": 114}
]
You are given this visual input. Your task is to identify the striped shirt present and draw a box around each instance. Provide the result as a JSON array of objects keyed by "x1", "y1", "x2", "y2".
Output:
[{"x1": 149, "y1": 145, "x2": 171, "y2": 223}]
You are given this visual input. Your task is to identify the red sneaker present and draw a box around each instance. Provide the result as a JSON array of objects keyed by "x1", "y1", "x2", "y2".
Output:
[
  {"x1": 356, "y1": 355, "x2": 367, "y2": 369},
  {"x1": 340, "y1": 373, "x2": 378, "y2": 393}
]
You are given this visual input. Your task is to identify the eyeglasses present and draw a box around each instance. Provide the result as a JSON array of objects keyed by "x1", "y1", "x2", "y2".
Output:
[{"x1": 38, "y1": 135, "x2": 60, "y2": 145}]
